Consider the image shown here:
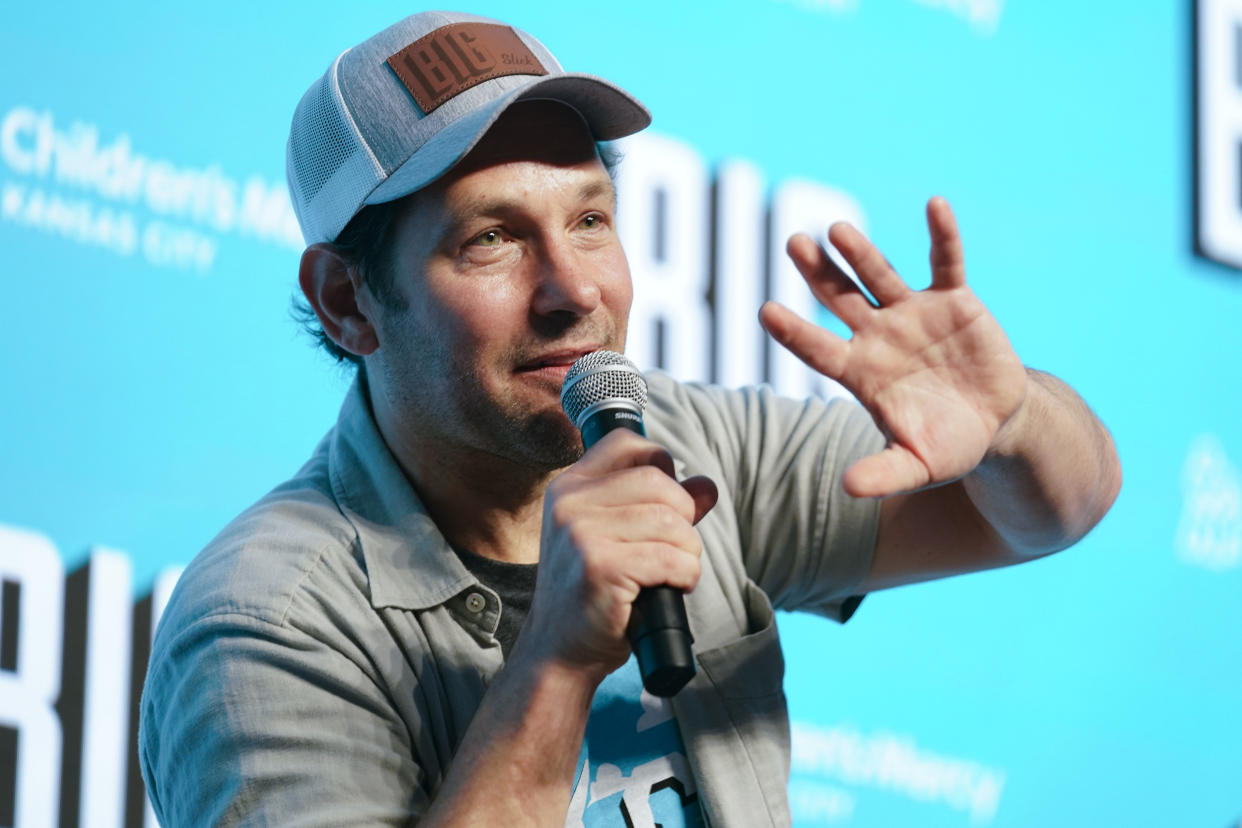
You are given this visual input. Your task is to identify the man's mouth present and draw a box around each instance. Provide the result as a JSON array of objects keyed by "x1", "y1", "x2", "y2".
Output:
[{"x1": 515, "y1": 348, "x2": 598, "y2": 373}]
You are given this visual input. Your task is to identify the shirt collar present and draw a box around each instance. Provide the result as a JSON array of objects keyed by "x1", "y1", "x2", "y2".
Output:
[{"x1": 327, "y1": 375, "x2": 477, "y2": 611}]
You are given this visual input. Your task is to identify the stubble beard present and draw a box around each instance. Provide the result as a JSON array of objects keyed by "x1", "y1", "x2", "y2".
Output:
[
  {"x1": 467, "y1": 350, "x2": 586, "y2": 472},
  {"x1": 380, "y1": 334, "x2": 587, "y2": 475}
]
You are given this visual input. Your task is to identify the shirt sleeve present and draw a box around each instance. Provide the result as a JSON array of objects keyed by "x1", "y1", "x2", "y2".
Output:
[
  {"x1": 645, "y1": 375, "x2": 886, "y2": 621},
  {"x1": 140, "y1": 608, "x2": 427, "y2": 827}
]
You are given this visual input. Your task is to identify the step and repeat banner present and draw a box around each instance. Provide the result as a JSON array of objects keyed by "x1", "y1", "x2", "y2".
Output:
[{"x1": 2, "y1": 1, "x2": 1240, "y2": 826}]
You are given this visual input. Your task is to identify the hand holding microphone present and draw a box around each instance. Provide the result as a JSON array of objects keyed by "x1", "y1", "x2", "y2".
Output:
[{"x1": 556, "y1": 351, "x2": 714, "y2": 696}]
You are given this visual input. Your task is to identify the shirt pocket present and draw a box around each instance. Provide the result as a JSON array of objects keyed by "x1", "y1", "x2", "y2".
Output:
[
  {"x1": 693, "y1": 580, "x2": 792, "y2": 826},
  {"x1": 695, "y1": 580, "x2": 785, "y2": 699}
]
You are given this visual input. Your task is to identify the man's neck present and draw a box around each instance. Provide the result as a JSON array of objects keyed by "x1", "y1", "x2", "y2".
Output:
[
  {"x1": 408, "y1": 445, "x2": 556, "y2": 565},
  {"x1": 367, "y1": 384, "x2": 561, "y2": 565}
]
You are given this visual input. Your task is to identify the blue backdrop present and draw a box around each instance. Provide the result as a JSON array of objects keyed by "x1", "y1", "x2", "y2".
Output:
[{"x1": 1, "y1": 1, "x2": 1239, "y2": 826}]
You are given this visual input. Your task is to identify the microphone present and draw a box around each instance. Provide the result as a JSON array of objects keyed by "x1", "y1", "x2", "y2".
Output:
[{"x1": 561, "y1": 350, "x2": 696, "y2": 697}]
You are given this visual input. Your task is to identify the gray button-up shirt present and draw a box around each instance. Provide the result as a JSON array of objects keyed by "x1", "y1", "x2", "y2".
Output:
[{"x1": 139, "y1": 373, "x2": 882, "y2": 827}]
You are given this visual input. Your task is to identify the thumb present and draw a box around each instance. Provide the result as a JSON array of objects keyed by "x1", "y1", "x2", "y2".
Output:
[
  {"x1": 842, "y1": 447, "x2": 930, "y2": 498},
  {"x1": 680, "y1": 475, "x2": 719, "y2": 525}
]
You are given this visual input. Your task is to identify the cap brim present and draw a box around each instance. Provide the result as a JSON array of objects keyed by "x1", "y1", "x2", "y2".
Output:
[{"x1": 364, "y1": 73, "x2": 650, "y2": 207}]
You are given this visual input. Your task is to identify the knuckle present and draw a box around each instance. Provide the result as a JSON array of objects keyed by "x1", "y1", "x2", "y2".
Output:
[
  {"x1": 637, "y1": 464, "x2": 672, "y2": 489},
  {"x1": 672, "y1": 485, "x2": 696, "y2": 517},
  {"x1": 662, "y1": 541, "x2": 694, "y2": 571},
  {"x1": 682, "y1": 527, "x2": 704, "y2": 558},
  {"x1": 665, "y1": 545, "x2": 701, "y2": 587},
  {"x1": 650, "y1": 502, "x2": 679, "y2": 528}
]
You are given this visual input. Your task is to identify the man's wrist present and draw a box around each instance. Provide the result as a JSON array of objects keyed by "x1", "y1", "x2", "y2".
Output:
[
  {"x1": 505, "y1": 624, "x2": 616, "y2": 702},
  {"x1": 980, "y1": 367, "x2": 1037, "y2": 465}
]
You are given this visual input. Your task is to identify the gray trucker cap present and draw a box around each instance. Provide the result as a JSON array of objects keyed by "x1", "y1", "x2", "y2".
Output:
[{"x1": 285, "y1": 10, "x2": 652, "y2": 245}]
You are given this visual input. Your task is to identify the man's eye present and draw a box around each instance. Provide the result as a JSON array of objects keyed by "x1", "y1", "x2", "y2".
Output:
[
  {"x1": 471, "y1": 229, "x2": 503, "y2": 247},
  {"x1": 581, "y1": 214, "x2": 604, "y2": 229}
]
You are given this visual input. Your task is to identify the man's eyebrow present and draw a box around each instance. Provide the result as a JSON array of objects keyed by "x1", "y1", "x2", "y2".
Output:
[
  {"x1": 451, "y1": 178, "x2": 618, "y2": 223},
  {"x1": 578, "y1": 179, "x2": 616, "y2": 206}
]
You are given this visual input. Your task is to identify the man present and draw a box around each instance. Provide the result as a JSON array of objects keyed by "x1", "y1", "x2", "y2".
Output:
[{"x1": 139, "y1": 10, "x2": 1121, "y2": 827}]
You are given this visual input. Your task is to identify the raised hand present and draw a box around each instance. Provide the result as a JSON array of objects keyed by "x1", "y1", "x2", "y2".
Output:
[{"x1": 759, "y1": 197, "x2": 1027, "y2": 499}]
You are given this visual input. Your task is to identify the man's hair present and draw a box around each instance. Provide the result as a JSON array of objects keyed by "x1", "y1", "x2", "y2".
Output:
[
  {"x1": 291, "y1": 200, "x2": 407, "y2": 368},
  {"x1": 291, "y1": 142, "x2": 622, "y2": 367}
]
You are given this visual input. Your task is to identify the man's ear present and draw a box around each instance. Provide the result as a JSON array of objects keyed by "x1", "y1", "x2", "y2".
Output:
[{"x1": 298, "y1": 243, "x2": 380, "y2": 357}]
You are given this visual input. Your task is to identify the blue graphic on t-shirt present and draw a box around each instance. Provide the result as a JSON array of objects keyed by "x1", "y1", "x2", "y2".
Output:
[{"x1": 565, "y1": 655, "x2": 705, "y2": 827}]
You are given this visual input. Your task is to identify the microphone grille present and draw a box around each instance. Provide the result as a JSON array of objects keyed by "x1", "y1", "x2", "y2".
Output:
[{"x1": 560, "y1": 350, "x2": 648, "y2": 428}]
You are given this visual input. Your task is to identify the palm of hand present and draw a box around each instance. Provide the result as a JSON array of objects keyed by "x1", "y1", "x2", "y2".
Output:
[
  {"x1": 843, "y1": 285, "x2": 1026, "y2": 496},
  {"x1": 760, "y1": 198, "x2": 1027, "y2": 498}
]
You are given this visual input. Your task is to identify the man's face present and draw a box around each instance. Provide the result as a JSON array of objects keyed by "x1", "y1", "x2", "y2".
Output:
[{"x1": 364, "y1": 101, "x2": 632, "y2": 471}]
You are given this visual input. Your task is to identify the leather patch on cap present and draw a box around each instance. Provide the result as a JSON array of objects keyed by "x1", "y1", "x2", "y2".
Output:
[{"x1": 387, "y1": 23, "x2": 548, "y2": 114}]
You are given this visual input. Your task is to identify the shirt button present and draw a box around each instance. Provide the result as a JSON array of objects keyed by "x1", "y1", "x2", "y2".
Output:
[{"x1": 464, "y1": 592, "x2": 487, "y2": 614}]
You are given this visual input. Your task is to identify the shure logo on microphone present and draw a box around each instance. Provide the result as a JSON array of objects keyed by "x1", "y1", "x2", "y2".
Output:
[{"x1": 614, "y1": 411, "x2": 641, "y2": 422}]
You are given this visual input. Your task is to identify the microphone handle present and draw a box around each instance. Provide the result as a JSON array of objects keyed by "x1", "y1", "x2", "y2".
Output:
[{"x1": 579, "y1": 409, "x2": 696, "y2": 697}]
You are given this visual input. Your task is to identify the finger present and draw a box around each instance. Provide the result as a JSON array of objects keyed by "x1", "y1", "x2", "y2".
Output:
[
  {"x1": 607, "y1": 503, "x2": 705, "y2": 550},
  {"x1": 841, "y1": 445, "x2": 931, "y2": 498},
  {"x1": 571, "y1": 462, "x2": 699, "y2": 521},
  {"x1": 623, "y1": 542, "x2": 702, "y2": 592},
  {"x1": 826, "y1": 222, "x2": 912, "y2": 306},
  {"x1": 758, "y1": 301, "x2": 850, "y2": 380},
  {"x1": 679, "y1": 474, "x2": 719, "y2": 525},
  {"x1": 574, "y1": 429, "x2": 677, "y2": 478},
  {"x1": 786, "y1": 232, "x2": 874, "y2": 329},
  {"x1": 926, "y1": 197, "x2": 966, "y2": 289}
]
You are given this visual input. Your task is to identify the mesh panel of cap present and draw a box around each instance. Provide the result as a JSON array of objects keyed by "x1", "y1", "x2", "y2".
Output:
[
  {"x1": 286, "y1": 55, "x2": 384, "y2": 243},
  {"x1": 289, "y1": 73, "x2": 358, "y2": 205},
  {"x1": 560, "y1": 351, "x2": 648, "y2": 427}
]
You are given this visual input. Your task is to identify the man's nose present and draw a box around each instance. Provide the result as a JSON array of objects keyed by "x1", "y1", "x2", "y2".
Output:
[{"x1": 530, "y1": 239, "x2": 601, "y2": 317}]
